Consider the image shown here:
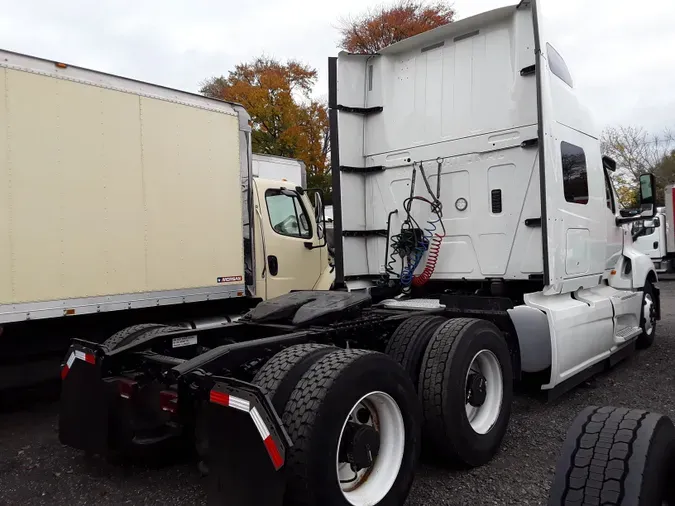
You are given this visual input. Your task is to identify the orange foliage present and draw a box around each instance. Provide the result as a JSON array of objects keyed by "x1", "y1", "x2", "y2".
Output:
[
  {"x1": 338, "y1": 0, "x2": 455, "y2": 54},
  {"x1": 200, "y1": 57, "x2": 330, "y2": 189}
]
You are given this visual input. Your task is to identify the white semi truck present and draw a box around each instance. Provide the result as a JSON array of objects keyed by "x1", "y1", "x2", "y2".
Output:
[
  {"x1": 58, "y1": 2, "x2": 661, "y2": 505},
  {"x1": 632, "y1": 184, "x2": 675, "y2": 273},
  {"x1": 0, "y1": 49, "x2": 332, "y2": 389}
]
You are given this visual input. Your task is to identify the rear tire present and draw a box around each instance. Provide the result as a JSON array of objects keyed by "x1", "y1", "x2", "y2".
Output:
[
  {"x1": 385, "y1": 316, "x2": 447, "y2": 389},
  {"x1": 419, "y1": 318, "x2": 513, "y2": 467},
  {"x1": 637, "y1": 281, "x2": 657, "y2": 349},
  {"x1": 549, "y1": 406, "x2": 675, "y2": 506},
  {"x1": 282, "y1": 349, "x2": 421, "y2": 506},
  {"x1": 253, "y1": 343, "x2": 336, "y2": 412}
]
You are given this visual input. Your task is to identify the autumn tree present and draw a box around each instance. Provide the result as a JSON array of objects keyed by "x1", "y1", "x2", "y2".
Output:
[
  {"x1": 602, "y1": 126, "x2": 675, "y2": 207},
  {"x1": 337, "y1": 0, "x2": 455, "y2": 54},
  {"x1": 200, "y1": 57, "x2": 331, "y2": 198}
]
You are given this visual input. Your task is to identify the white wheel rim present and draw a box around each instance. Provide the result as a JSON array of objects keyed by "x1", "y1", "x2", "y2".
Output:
[
  {"x1": 644, "y1": 293, "x2": 655, "y2": 336},
  {"x1": 336, "y1": 391, "x2": 405, "y2": 506},
  {"x1": 465, "y1": 350, "x2": 503, "y2": 435}
]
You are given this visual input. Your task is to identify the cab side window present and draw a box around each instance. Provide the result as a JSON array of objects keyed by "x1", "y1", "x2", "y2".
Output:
[
  {"x1": 265, "y1": 190, "x2": 312, "y2": 239},
  {"x1": 561, "y1": 142, "x2": 589, "y2": 205}
]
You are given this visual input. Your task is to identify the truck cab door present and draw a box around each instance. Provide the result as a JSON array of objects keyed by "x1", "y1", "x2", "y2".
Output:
[{"x1": 253, "y1": 179, "x2": 323, "y2": 300}]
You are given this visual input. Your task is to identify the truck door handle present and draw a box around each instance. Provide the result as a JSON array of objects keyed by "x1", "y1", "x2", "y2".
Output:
[{"x1": 268, "y1": 256, "x2": 279, "y2": 276}]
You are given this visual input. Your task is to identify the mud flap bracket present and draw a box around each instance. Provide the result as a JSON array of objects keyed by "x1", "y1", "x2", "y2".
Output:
[{"x1": 206, "y1": 378, "x2": 291, "y2": 506}]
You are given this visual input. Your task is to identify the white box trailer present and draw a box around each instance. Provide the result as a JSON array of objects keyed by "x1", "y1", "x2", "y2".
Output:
[
  {"x1": 0, "y1": 51, "x2": 247, "y2": 315},
  {"x1": 0, "y1": 50, "x2": 333, "y2": 388}
]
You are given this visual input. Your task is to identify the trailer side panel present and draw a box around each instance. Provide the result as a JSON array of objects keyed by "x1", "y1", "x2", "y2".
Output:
[{"x1": 0, "y1": 57, "x2": 245, "y2": 317}]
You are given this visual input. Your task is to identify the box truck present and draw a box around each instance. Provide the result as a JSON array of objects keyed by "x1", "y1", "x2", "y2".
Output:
[
  {"x1": 0, "y1": 49, "x2": 333, "y2": 388},
  {"x1": 59, "y1": 2, "x2": 661, "y2": 505}
]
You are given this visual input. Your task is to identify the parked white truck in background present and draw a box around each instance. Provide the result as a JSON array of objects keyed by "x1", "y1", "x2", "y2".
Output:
[
  {"x1": 0, "y1": 49, "x2": 332, "y2": 389},
  {"x1": 632, "y1": 184, "x2": 675, "y2": 273},
  {"x1": 252, "y1": 153, "x2": 306, "y2": 188}
]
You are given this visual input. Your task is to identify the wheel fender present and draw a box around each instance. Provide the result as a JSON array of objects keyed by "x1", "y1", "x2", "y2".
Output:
[{"x1": 507, "y1": 305, "x2": 551, "y2": 373}]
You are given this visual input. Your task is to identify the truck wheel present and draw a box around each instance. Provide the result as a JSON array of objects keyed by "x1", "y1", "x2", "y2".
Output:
[
  {"x1": 252, "y1": 343, "x2": 336, "y2": 412},
  {"x1": 549, "y1": 406, "x2": 675, "y2": 506},
  {"x1": 419, "y1": 318, "x2": 512, "y2": 467},
  {"x1": 637, "y1": 281, "x2": 657, "y2": 349},
  {"x1": 385, "y1": 316, "x2": 447, "y2": 389},
  {"x1": 282, "y1": 349, "x2": 421, "y2": 506},
  {"x1": 102, "y1": 323, "x2": 166, "y2": 352}
]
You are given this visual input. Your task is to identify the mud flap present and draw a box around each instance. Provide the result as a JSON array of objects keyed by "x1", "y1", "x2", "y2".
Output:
[
  {"x1": 58, "y1": 343, "x2": 110, "y2": 455},
  {"x1": 206, "y1": 378, "x2": 291, "y2": 506}
]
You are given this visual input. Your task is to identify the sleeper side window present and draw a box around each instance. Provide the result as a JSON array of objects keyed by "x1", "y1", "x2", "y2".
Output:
[{"x1": 561, "y1": 142, "x2": 589, "y2": 205}]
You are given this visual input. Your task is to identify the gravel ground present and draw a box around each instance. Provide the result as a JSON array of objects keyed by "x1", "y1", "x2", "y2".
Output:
[{"x1": 2, "y1": 280, "x2": 675, "y2": 506}]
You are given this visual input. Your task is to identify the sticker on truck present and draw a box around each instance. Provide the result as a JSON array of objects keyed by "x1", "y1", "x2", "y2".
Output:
[
  {"x1": 217, "y1": 276, "x2": 243, "y2": 283},
  {"x1": 172, "y1": 336, "x2": 198, "y2": 348}
]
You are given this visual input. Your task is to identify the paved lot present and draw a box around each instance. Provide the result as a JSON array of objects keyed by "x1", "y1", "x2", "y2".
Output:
[{"x1": 2, "y1": 281, "x2": 675, "y2": 505}]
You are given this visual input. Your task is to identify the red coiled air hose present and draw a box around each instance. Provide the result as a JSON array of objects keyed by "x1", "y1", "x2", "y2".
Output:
[{"x1": 412, "y1": 233, "x2": 443, "y2": 287}]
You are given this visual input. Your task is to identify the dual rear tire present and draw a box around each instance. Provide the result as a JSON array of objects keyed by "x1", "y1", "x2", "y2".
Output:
[
  {"x1": 252, "y1": 315, "x2": 513, "y2": 505},
  {"x1": 387, "y1": 316, "x2": 513, "y2": 468},
  {"x1": 253, "y1": 345, "x2": 420, "y2": 506}
]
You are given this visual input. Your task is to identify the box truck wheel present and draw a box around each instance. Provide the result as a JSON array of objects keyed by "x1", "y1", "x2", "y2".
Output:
[
  {"x1": 419, "y1": 318, "x2": 512, "y2": 467},
  {"x1": 637, "y1": 281, "x2": 657, "y2": 349},
  {"x1": 282, "y1": 349, "x2": 421, "y2": 506},
  {"x1": 385, "y1": 316, "x2": 447, "y2": 389},
  {"x1": 549, "y1": 406, "x2": 675, "y2": 506},
  {"x1": 102, "y1": 323, "x2": 167, "y2": 352}
]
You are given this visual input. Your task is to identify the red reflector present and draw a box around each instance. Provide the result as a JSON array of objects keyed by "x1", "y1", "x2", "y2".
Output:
[
  {"x1": 263, "y1": 435, "x2": 284, "y2": 470},
  {"x1": 118, "y1": 378, "x2": 138, "y2": 399},
  {"x1": 60, "y1": 365, "x2": 69, "y2": 380},
  {"x1": 84, "y1": 353, "x2": 96, "y2": 364},
  {"x1": 209, "y1": 390, "x2": 229, "y2": 407},
  {"x1": 160, "y1": 390, "x2": 178, "y2": 414}
]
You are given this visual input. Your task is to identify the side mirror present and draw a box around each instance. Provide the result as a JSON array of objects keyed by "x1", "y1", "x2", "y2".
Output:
[
  {"x1": 653, "y1": 217, "x2": 661, "y2": 228},
  {"x1": 639, "y1": 173, "x2": 656, "y2": 218},
  {"x1": 313, "y1": 191, "x2": 324, "y2": 221},
  {"x1": 602, "y1": 156, "x2": 617, "y2": 173}
]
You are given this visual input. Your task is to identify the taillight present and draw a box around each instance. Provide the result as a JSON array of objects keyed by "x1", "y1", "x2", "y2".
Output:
[
  {"x1": 160, "y1": 390, "x2": 178, "y2": 414},
  {"x1": 118, "y1": 378, "x2": 138, "y2": 399}
]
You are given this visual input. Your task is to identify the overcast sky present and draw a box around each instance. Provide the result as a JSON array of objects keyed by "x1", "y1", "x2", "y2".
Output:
[{"x1": 1, "y1": 0, "x2": 673, "y2": 134}]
